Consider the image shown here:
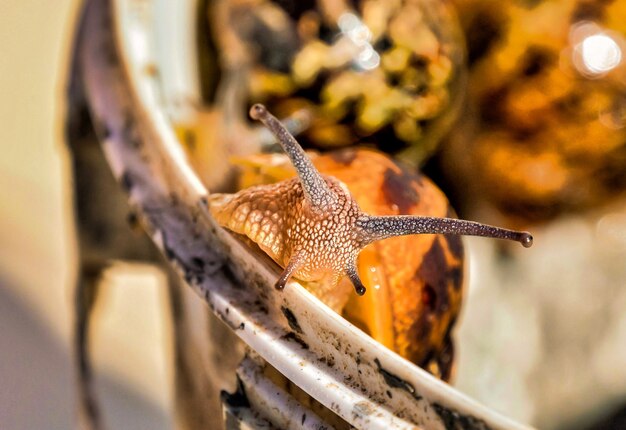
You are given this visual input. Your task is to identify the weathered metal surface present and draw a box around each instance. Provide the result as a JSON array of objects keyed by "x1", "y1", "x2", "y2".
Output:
[
  {"x1": 234, "y1": 355, "x2": 338, "y2": 429},
  {"x1": 76, "y1": 0, "x2": 535, "y2": 428}
]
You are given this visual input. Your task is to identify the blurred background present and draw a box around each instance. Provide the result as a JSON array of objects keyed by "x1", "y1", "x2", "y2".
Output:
[
  {"x1": 1, "y1": 0, "x2": 626, "y2": 429},
  {"x1": 0, "y1": 1, "x2": 78, "y2": 428}
]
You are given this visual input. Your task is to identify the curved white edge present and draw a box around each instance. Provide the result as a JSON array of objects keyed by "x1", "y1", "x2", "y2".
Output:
[
  {"x1": 237, "y1": 355, "x2": 336, "y2": 430},
  {"x1": 153, "y1": 0, "x2": 201, "y2": 115},
  {"x1": 113, "y1": 0, "x2": 208, "y2": 200},
  {"x1": 80, "y1": 0, "x2": 536, "y2": 429}
]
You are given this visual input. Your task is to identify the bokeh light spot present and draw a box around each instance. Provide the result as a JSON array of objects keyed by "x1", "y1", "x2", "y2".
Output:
[{"x1": 580, "y1": 33, "x2": 622, "y2": 75}]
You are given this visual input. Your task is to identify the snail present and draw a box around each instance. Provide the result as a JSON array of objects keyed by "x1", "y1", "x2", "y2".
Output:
[
  {"x1": 210, "y1": 105, "x2": 532, "y2": 380},
  {"x1": 209, "y1": 105, "x2": 533, "y2": 377},
  {"x1": 211, "y1": 104, "x2": 532, "y2": 295}
]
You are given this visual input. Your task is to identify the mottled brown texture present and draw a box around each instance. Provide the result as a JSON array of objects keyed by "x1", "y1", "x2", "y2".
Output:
[
  {"x1": 216, "y1": 0, "x2": 465, "y2": 162},
  {"x1": 447, "y1": 0, "x2": 626, "y2": 222}
]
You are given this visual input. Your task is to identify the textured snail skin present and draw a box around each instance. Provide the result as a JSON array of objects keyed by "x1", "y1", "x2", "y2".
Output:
[{"x1": 210, "y1": 175, "x2": 365, "y2": 307}]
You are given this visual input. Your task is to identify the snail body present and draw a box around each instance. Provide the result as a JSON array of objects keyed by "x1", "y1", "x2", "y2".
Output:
[
  {"x1": 212, "y1": 173, "x2": 363, "y2": 309},
  {"x1": 209, "y1": 105, "x2": 533, "y2": 379},
  {"x1": 230, "y1": 147, "x2": 466, "y2": 379}
]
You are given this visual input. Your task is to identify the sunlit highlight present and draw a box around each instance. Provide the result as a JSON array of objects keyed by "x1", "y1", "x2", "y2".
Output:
[
  {"x1": 581, "y1": 34, "x2": 622, "y2": 74},
  {"x1": 338, "y1": 13, "x2": 380, "y2": 71},
  {"x1": 570, "y1": 22, "x2": 623, "y2": 77}
]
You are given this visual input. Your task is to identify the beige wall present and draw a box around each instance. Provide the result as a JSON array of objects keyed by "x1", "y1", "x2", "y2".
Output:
[
  {"x1": 0, "y1": 2, "x2": 172, "y2": 428},
  {"x1": 0, "y1": 0, "x2": 79, "y2": 345}
]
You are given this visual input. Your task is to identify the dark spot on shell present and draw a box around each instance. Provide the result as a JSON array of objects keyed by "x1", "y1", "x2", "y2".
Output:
[
  {"x1": 374, "y1": 358, "x2": 422, "y2": 401},
  {"x1": 382, "y1": 167, "x2": 420, "y2": 214},
  {"x1": 270, "y1": 0, "x2": 316, "y2": 21},
  {"x1": 521, "y1": 47, "x2": 554, "y2": 77},
  {"x1": 437, "y1": 336, "x2": 455, "y2": 382},
  {"x1": 408, "y1": 238, "x2": 463, "y2": 364},
  {"x1": 329, "y1": 148, "x2": 358, "y2": 166},
  {"x1": 374, "y1": 36, "x2": 393, "y2": 52},
  {"x1": 443, "y1": 233, "x2": 464, "y2": 260},
  {"x1": 409, "y1": 54, "x2": 428, "y2": 69},
  {"x1": 416, "y1": 239, "x2": 451, "y2": 315},
  {"x1": 238, "y1": 322, "x2": 245, "y2": 330},
  {"x1": 239, "y1": 13, "x2": 299, "y2": 73},
  {"x1": 281, "y1": 332, "x2": 309, "y2": 350},
  {"x1": 417, "y1": 238, "x2": 463, "y2": 312},
  {"x1": 301, "y1": 413, "x2": 306, "y2": 425},
  {"x1": 422, "y1": 285, "x2": 437, "y2": 310},
  {"x1": 449, "y1": 267, "x2": 462, "y2": 291},
  {"x1": 432, "y1": 403, "x2": 492, "y2": 430},
  {"x1": 281, "y1": 306, "x2": 303, "y2": 334},
  {"x1": 465, "y1": 8, "x2": 504, "y2": 65}
]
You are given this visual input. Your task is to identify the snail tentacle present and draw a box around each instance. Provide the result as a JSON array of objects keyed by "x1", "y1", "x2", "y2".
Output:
[
  {"x1": 275, "y1": 252, "x2": 305, "y2": 290},
  {"x1": 357, "y1": 215, "x2": 533, "y2": 248},
  {"x1": 249, "y1": 104, "x2": 338, "y2": 212},
  {"x1": 346, "y1": 260, "x2": 367, "y2": 296},
  {"x1": 253, "y1": 109, "x2": 313, "y2": 149}
]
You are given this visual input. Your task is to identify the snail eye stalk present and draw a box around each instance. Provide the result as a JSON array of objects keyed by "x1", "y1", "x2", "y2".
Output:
[
  {"x1": 356, "y1": 216, "x2": 533, "y2": 248},
  {"x1": 249, "y1": 104, "x2": 338, "y2": 212}
]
